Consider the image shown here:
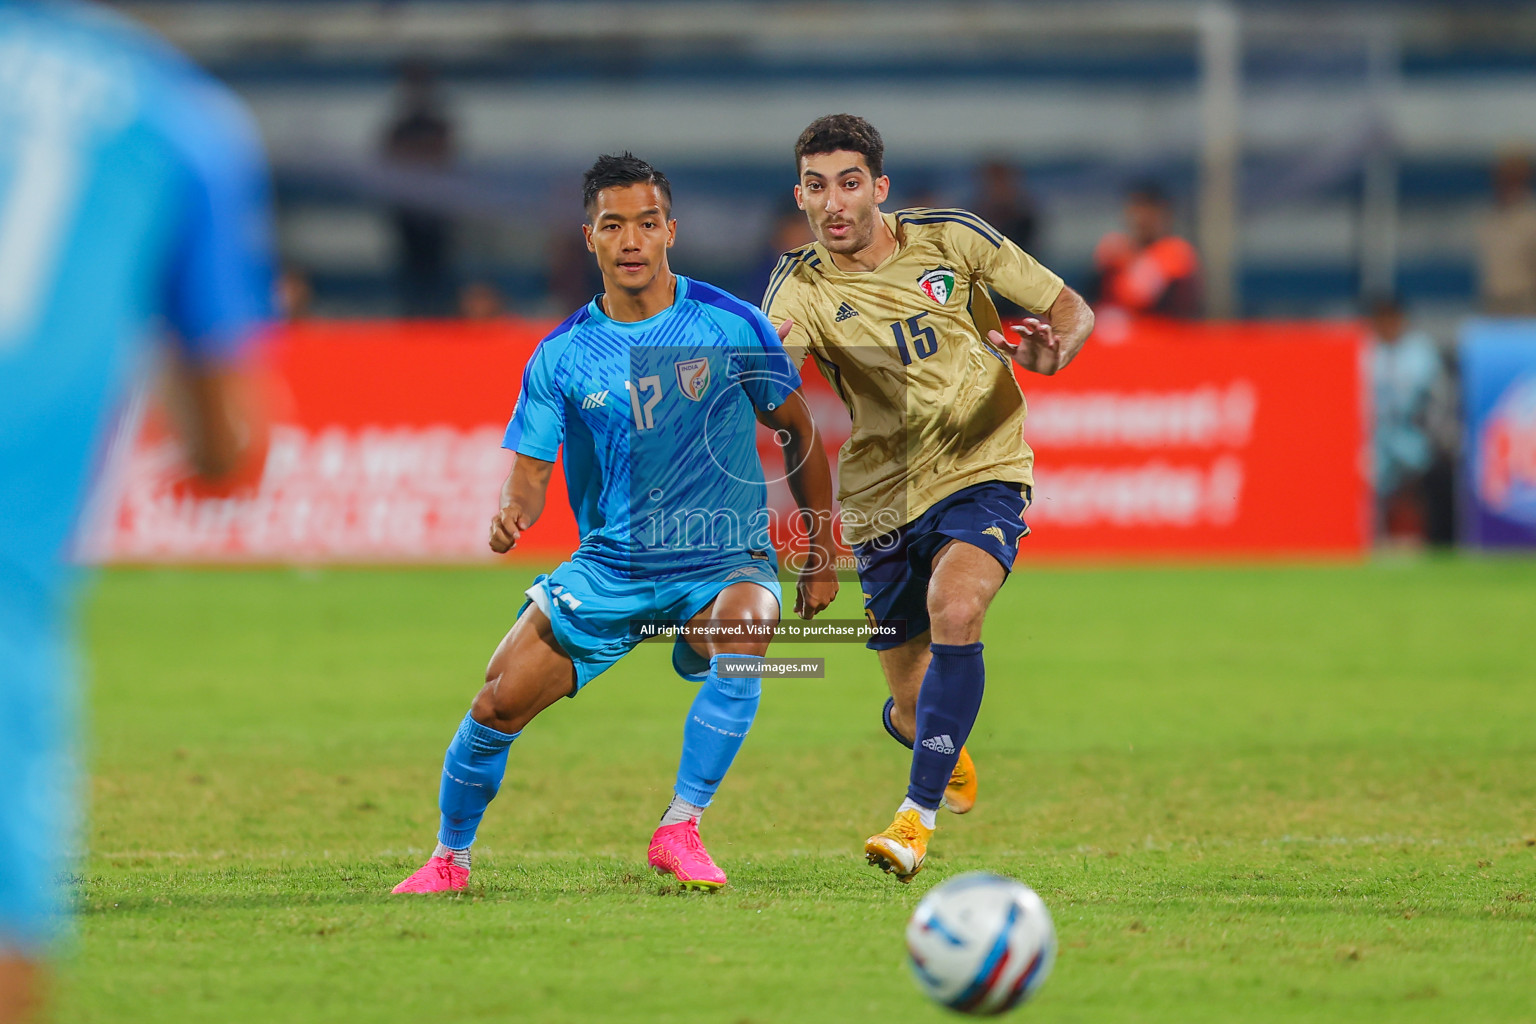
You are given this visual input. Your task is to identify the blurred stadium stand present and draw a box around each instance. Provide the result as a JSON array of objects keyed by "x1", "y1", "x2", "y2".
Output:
[{"x1": 113, "y1": 1, "x2": 1536, "y2": 325}]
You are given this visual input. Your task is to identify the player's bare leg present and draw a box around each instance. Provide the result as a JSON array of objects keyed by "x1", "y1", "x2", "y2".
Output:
[
  {"x1": 394, "y1": 606, "x2": 574, "y2": 893},
  {"x1": 685, "y1": 578, "x2": 779, "y2": 661},
  {"x1": 867, "y1": 541, "x2": 1005, "y2": 879},
  {"x1": 877, "y1": 633, "x2": 928, "y2": 742},
  {"x1": 927, "y1": 539, "x2": 1006, "y2": 642},
  {"x1": 0, "y1": 956, "x2": 41, "y2": 1024},
  {"x1": 649, "y1": 582, "x2": 779, "y2": 891},
  {"x1": 470, "y1": 605, "x2": 578, "y2": 735}
]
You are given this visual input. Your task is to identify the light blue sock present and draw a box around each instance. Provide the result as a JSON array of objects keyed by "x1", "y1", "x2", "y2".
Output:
[
  {"x1": 673, "y1": 654, "x2": 763, "y2": 808},
  {"x1": 437, "y1": 712, "x2": 519, "y2": 849}
]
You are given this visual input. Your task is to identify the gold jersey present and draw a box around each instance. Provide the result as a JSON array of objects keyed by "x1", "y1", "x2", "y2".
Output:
[{"x1": 763, "y1": 208, "x2": 1064, "y2": 545}]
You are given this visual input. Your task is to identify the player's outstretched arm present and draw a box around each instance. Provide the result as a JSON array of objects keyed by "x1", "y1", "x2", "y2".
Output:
[
  {"x1": 987, "y1": 285, "x2": 1095, "y2": 376},
  {"x1": 489, "y1": 454, "x2": 555, "y2": 553},
  {"x1": 756, "y1": 391, "x2": 839, "y2": 619}
]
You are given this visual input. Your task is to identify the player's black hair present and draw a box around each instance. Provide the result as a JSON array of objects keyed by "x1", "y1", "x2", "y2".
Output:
[
  {"x1": 795, "y1": 114, "x2": 885, "y2": 179},
  {"x1": 1127, "y1": 180, "x2": 1170, "y2": 205},
  {"x1": 582, "y1": 152, "x2": 672, "y2": 220}
]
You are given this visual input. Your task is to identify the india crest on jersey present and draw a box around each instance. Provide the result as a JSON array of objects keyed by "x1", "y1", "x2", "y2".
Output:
[
  {"x1": 917, "y1": 267, "x2": 956, "y2": 304},
  {"x1": 675, "y1": 357, "x2": 711, "y2": 401}
]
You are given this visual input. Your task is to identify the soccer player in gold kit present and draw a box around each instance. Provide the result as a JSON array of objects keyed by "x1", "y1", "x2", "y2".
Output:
[{"x1": 764, "y1": 114, "x2": 1095, "y2": 881}]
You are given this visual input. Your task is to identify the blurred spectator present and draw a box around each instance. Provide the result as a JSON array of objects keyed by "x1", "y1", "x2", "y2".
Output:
[
  {"x1": 900, "y1": 173, "x2": 945, "y2": 212},
  {"x1": 973, "y1": 159, "x2": 1038, "y2": 255},
  {"x1": 275, "y1": 265, "x2": 314, "y2": 321},
  {"x1": 381, "y1": 61, "x2": 457, "y2": 317},
  {"x1": 973, "y1": 159, "x2": 1040, "y2": 315},
  {"x1": 1368, "y1": 297, "x2": 1444, "y2": 547},
  {"x1": 547, "y1": 226, "x2": 603, "y2": 315},
  {"x1": 1476, "y1": 152, "x2": 1536, "y2": 316},
  {"x1": 1422, "y1": 360, "x2": 1461, "y2": 549},
  {"x1": 1090, "y1": 182, "x2": 1202, "y2": 318},
  {"x1": 750, "y1": 207, "x2": 816, "y2": 299},
  {"x1": 459, "y1": 280, "x2": 507, "y2": 320}
]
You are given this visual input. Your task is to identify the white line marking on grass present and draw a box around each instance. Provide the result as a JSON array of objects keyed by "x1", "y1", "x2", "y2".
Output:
[
  {"x1": 96, "y1": 847, "x2": 861, "y2": 862},
  {"x1": 97, "y1": 837, "x2": 1518, "y2": 865},
  {"x1": 1066, "y1": 834, "x2": 1517, "y2": 855}
]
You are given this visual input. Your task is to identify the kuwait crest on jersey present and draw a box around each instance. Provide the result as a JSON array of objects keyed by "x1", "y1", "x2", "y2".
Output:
[
  {"x1": 675, "y1": 357, "x2": 711, "y2": 401},
  {"x1": 917, "y1": 267, "x2": 956, "y2": 304}
]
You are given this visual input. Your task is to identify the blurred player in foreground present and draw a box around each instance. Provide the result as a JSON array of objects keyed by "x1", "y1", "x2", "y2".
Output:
[
  {"x1": 764, "y1": 115, "x2": 1094, "y2": 882},
  {"x1": 0, "y1": 4, "x2": 273, "y2": 1019},
  {"x1": 392, "y1": 154, "x2": 838, "y2": 895}
]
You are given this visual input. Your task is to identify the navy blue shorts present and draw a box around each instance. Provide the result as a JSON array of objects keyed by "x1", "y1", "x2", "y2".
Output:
[{"x1": 853, "y1": 480, "x2": 1031, "y2": 651}]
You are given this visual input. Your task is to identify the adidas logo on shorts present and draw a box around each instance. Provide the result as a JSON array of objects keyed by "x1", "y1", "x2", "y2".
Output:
[
  {"x1": 921, "y1": 733, "x2": 956, "y2": 755},
  {"x1": 834, "y1": 302, "x2": 859, "y2": 322}
]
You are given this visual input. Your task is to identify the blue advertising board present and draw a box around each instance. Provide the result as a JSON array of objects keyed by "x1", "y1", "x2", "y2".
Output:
[{"x1": 1461, "y1": 319, "x2": 1536, "y2": 548}]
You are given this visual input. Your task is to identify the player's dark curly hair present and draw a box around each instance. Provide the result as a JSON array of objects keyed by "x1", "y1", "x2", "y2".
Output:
[
  {"x1": 794, "y1": 114, "x2": 884, "y2": 178},
  {"x1": 582, "y1": 152, "x2": 672, "y2": 220}
]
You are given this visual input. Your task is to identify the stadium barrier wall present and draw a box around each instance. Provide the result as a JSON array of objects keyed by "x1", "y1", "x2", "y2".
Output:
[
  {"x1": 85, "y1": 317, "x2": 1368, "y2": 564},
  {"x1": 1459, "y1": 319, "x2": 1536, "y2": 548},
  {"x1": 1017, "y1": 319, "x2": 1367, "y2": 559}
]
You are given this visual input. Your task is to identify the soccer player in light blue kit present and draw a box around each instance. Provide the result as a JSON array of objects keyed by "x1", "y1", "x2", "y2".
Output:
[
  {"x1": 393, "y1": 154, "x2": 839, "y2": 894},
  {"x1": 0, "y1": 3, "x2": 273, "y2": 1018}
]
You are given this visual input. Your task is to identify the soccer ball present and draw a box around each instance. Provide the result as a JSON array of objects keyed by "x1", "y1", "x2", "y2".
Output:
[{"x1": 905, "y1": 872, "x2": 1056, "y2": 1015}]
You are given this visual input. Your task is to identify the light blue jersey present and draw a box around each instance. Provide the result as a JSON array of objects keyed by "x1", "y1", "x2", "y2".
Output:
[
  {"x1": 504, "y1": 276, "x2": 801, "y2": 576},
  {"x1": 434, "y1": 278, "x2": 800, "y2": 857},
  {"x1": 0, "y1": 0, "x2": 273, "y2": 952},
  {"x1": 0, "y1": 0, "x2": 272, "y2": 617}
]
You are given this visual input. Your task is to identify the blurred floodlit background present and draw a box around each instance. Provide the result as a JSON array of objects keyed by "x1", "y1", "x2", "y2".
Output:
[
  {"x1": 85, "y1": 0, "x2": 1536, "y2": 557},
  {"x1": 116, "y1": 0, "x2": 1536, "y2": 327}
]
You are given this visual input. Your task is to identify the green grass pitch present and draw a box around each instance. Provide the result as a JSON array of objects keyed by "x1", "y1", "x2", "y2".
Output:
[{"x1": 60, "y1": 559, "x2": 1535, "y2": 1023}]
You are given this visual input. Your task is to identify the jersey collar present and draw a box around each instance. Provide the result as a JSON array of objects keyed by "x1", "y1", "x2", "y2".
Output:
[{"x1": 585, "y1": 274, "x2": 690, "y2": 329}]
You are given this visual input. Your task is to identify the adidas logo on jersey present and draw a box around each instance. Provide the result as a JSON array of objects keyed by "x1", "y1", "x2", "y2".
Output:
[
  {"x1": 582, "y1": 390, "x2": 609, "y2": 410},
  {"x1": 834, "y1": 302, "x2": 860, "y2": 322},
  {"x1": 921, "y1": 734, "x2": 956, "y2": 755}
]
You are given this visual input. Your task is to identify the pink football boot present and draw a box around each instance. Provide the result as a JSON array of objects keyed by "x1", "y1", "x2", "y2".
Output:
[
  {"x1": 391, "y1": 855, "x2": 469, "y2": 894},
  {"x1": 647, "y1": 819, "x2": 727, "y2": 891}
]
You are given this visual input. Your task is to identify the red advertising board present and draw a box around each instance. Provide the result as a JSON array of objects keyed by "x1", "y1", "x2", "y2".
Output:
[
  {"x1": 88, "y1": 317, "x2": 1366, "y2": 564},
  {"x1": 89, "y1": 321, "x2": 569, "y2": 563},
  {"x1": 1013, "y1": 319, "x2": 1368, "y2": 558}
]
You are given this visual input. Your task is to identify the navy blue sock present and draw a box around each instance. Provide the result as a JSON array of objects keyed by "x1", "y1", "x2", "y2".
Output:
[
  {"x1": 907, "y1": 642, "x2": 985, "y2": 809},
  {"x1": 882, "y1": 696, "x2": 914, "y2": 749},
  {"x1": 674, "y1": 654, "x2": 762, "y2": 807},
  {"x1": 438, "y1": 712, "x2": 519, "y2": 849}
]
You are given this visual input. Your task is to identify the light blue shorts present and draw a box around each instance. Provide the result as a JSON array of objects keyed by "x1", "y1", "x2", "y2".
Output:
[
  {"x1": 521, "y1": 553, "x2": 782, "y2": 690},
  {"x1": 0, "y1": 620, "x2": 75, "y2": 954}
]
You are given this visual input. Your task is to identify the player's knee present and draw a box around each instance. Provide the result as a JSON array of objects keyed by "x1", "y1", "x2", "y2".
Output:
[
  {"x1": 473, "y1": 664, "x2": 542, "y2": 733},
  {"x1": 469, "y1": 684, "x2": 512, "y2": 731},
  {"x1": 704, "y1": 603, "x2": 778, "y2": 659},
  {"x1": 927, "y1": 592, "x2": 987, "y2": 643},
  {"x1": 710, "y1": 637, "x2": 772, "y2": 658}
]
